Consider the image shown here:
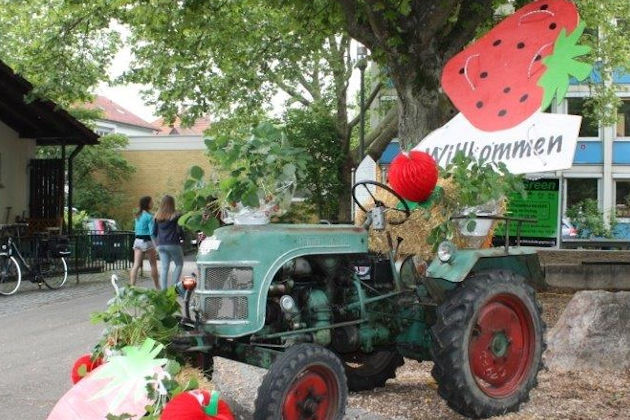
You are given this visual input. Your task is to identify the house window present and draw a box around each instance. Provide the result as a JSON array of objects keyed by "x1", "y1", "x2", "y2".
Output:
[
  {"x1": 95, "y1": 126, "x2": 114, "y2": 136},
  {"x1": 615, "y1": 180, "x2": 630, "y2": 218},
  {"x1": 567, "y1": 98, "x2": 599, "y2": 137},
  {"x1": 616, "y1": 99, "x2": 630, "y2": 137},
  {"x1": 566, "y1": 178, "x2": 599, "y2": 210}
]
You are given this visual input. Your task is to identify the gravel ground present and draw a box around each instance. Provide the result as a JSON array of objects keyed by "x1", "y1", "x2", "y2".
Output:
[{"x1": 349, "y1": 292, "x2": 630, "y2": 419}]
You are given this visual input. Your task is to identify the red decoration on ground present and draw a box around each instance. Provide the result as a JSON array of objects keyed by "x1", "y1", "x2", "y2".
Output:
[
  {"x1": 441, "y1": 0, "x2": 580, "y2": 131},
  {"x1": 70, "y1": 354, "x2": 103, "y2": 384},
  {"x1": 388, "y1": 151, "x2": 438, "y2": 202},
  {"x1": 161, "y1": 389, "x2": 235, "y2": 420}
]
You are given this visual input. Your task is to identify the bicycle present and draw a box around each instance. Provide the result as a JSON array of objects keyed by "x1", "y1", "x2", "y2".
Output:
[{"x1": 0, "y1": 229, "x2": 70, "y2": 295}]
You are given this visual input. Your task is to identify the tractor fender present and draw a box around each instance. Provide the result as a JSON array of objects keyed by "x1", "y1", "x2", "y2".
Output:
[{"x1": 426, "y1": 247, "x2": 544, "y2": 288}]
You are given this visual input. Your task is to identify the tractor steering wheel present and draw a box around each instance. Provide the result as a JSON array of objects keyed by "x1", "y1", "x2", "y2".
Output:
[{"x1": 352, "y1": 180, "x2": 411, "y2": 225}]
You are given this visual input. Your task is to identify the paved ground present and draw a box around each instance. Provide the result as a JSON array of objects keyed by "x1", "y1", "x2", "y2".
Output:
[{"x1": 0, "y1": 257, "x2": 195, "y2": 420}]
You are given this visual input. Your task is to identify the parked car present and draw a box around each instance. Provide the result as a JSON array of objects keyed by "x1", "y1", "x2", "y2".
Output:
[
  {"x1": 84, "y1": 218, "x2": 126, "y2": 262},
  {"x1": 562, "y1": 218, "x2": 578, "y2": 239}
]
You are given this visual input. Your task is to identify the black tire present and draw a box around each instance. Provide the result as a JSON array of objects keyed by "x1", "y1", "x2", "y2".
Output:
[
  {"x1": 41, "y1": 257, "x2": 68, "y2": 290},
  {"x1": 254, "y1": 344, "x2": 348, "y2": 420},
  {"x1": 342, "y1": 350, "x2": 404, "y2": 391},
  {"x1": 430, "y1": 270, "x2": 545, "y2": 418},
  {"x1": 0, "y1": 255, "x2": 21, "y2": 296}
]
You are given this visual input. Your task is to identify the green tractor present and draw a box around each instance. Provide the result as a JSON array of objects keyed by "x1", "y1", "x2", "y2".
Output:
[{"x1": 175, "y1": 180, "x2": 545, "y2": 419}]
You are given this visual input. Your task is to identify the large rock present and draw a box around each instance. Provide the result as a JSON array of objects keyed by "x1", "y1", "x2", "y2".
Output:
[
  {"x1": 212, "y1": 357, "x2": 405, "y2": 420},
  {"x1": 546, "y1": 290, "x2": 630, "y2": 371}
]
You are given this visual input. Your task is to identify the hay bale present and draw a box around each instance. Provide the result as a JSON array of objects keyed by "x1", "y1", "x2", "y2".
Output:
[{"x1": 355, "y1": 178, "x2": 503, "y2": 259}]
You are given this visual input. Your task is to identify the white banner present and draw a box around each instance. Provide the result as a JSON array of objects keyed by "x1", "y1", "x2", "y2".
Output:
[{"x1": 413, "y1": 111, "x2": 581, "y2": 174}]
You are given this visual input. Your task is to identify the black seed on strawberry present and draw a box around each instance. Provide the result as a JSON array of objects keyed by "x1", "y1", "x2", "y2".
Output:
[
  {"x1": 476, "y1": 101, "x2": 484, "y2": 108},
  {"x1": 540, "y1": 4, "x2": 549, "y2": 10},
  {"x1": 504, "y1": 87, "x2": 511, "y2": 93},
  {"x1": 480, "y1": 71, "x2": 488, "y2": 78},
  {"x1": 520, "y1": 94, "x2": 529, "y2": 102},
  {"x1": 493, "y1": 39, "x2": 502, "y2": 46},
  {"x1": 549, "y1": 23, "x2": 557, "y2": 29},
  {"x1": 498, "y1": 109, "x2": 507, "y2": 117},
  {"x1": 517, "y1": 42, "x2": 525, "y2": 49},
  {"x1": 459, "y1": 67, "x2": 465, "y2": 74}
]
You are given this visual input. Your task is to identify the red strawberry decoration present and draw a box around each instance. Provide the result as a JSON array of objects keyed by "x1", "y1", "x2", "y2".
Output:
[
  {"x1": 442, "y1": 0, "x2": 592, "y2": 132},
  {"x1": 161, "y1": 389, "x2": 234, "y2": 420},
  {"x1": 388, "y1": 151, "x2": 438, "y2": 202},
  {"x1": 70, "y1": 353, "x2": 103, "y2": 384}
]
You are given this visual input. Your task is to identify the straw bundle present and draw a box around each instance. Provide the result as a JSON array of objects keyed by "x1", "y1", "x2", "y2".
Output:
[
  {"x1": 355, "y1": 178, "x2": 504, "y2": 259},
  {"x1": 175, "y1": 364, "x2": 214, "y2": 390}
]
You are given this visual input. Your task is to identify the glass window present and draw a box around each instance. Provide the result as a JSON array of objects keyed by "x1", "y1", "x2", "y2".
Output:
[
  {"x1": 566, "y1": 178, "x2": 598, "y2": 210},
  {"x1": 616, "y1": 99, "x2": 630, "y2": 137},
  {"x1": 615, "y1": 180, "x2": 630, "y2": 218},
  {"x1": 567, "y1": 98, "x2": 599, "y2": 137}
]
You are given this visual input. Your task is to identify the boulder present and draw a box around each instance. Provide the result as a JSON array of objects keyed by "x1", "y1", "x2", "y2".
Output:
[{"x1": 546, "y1": 290, "x2": 630, "y2": 371}]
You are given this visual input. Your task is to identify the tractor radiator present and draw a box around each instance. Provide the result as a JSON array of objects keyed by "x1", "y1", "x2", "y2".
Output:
[{"x1": 199, "y1": 266, "x2": 253, "y2": 321}]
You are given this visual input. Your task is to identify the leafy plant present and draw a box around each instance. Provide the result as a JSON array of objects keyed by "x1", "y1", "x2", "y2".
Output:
[
  {"x1": 91, "y1": 286, "x2": 181, "y2": 359},
  {"x1": 179, "y1": 122, "x2": 308, "y2": 235},
  {"x1": 427, "y1": 152, "x2": 526, "y2": 248},
  {"x1": 566, "y1": 198, "x2": 612, "y2": 238}
]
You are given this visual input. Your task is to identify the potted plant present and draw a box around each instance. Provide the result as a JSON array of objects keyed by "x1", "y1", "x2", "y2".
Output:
[
  {"x1": 179, "y1": 122, "x2": 307, "y2": 235},
  {"x1": 428, "y1": 152, "x2": 526, "y2": 248}
]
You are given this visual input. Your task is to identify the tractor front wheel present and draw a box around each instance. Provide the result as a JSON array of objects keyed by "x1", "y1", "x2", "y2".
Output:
[
  {"x1": 254, "y1": 344, "x2": 348, "y2": 420},
  {"x1": 431, "y1": 270, "x2": 545, "y2": 418},
  {"x1": 342, "y1": 350, "x2": 404, "y2": 391}
]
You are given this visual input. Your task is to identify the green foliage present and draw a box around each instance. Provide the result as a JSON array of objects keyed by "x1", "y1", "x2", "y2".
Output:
[
  {"x1": 284, "y1": 106, "x2": 345, "y2": 220},
  {"x1": 38, "y1": 133, "x2": 135, "y2": 218},
  {"x1": 566, "y1": 199, "x2": 612, "y2": 238},
  {"x1": 91, "y1": 286, "x2": 181, "y2": 359},
  {"x1": 427, "y1": 152, "x2": 526, "y2": 248},
  {"x1": 64, "y1": 209, "x2": 89, "y2": 231},
  {"x1": 179, "y1": 122, "x2": 308, "y2": 234}
]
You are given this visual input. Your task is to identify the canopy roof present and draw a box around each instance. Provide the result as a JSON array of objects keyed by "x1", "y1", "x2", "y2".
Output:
[{"x1": 0, "y1": 60, "x2": 99, "y2": 146}]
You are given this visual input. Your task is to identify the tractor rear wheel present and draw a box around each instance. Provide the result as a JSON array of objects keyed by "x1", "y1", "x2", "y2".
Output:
[
  {"x1": 342, "y1": 350, "x2": 404, "y2": 391},
  {"x1": 431, "y1": 270, "x2": 545, "y2": 418},
  {"x1": 254, "y1": 343, "x2": 347, "y2": 420}
]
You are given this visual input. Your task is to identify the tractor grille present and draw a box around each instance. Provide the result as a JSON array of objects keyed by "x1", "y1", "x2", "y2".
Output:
[
  {"x1": 203, "y1": 267, "x2": 253, "y2": 290},
  {"x1": 204, "y1": 296, "x2": 249, "y2": 320}
]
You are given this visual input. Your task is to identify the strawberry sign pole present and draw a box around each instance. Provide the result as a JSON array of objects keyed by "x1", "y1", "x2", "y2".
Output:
[{"x1": 413, "y1": 0, "x2": 593, "y2": 174}]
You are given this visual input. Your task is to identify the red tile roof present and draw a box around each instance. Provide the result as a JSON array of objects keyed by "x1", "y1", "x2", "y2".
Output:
[
  {"x1": 152, "y1": 115, "x2": 211, "y2": 136},
  {"x1": 83, "y1": 95, "x2": 155, "y2": 130}
]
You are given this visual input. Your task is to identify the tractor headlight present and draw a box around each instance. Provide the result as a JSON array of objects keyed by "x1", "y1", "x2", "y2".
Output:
[{"x1": 437, "y1": 241, "x2": 456, "y2": 263}]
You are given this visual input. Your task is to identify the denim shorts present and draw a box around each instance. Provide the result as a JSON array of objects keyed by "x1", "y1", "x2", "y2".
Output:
[{"x1": 133, "y1": 238, "x2": 154, "y2": 252}]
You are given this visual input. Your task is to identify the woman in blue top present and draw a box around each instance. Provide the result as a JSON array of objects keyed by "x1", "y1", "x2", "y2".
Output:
[{"x1": 130, "y1": 196, "x2": 159, "y2": 288}]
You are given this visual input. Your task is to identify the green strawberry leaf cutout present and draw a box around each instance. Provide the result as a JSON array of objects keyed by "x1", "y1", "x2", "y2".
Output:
[
  {"x1": 89, "y1": 338, "x2": 168, "y2": 411},
  {"x1": 539, "y1": 21, "x2": 593, "y2": 110}
]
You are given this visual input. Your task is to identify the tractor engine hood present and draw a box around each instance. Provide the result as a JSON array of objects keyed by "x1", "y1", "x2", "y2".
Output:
[{"x1": 194, "y1": 223, "x2": 368, "y2": 337}]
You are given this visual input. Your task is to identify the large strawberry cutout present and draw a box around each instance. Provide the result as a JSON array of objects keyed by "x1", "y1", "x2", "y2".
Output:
[{"x1": 442, "y1": 0, "x2": 592, "y2": 132}]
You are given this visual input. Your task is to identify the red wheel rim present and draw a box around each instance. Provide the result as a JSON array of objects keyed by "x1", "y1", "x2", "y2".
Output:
[
  {"x1": 468, "y1": 293, "x2": 535, "y2": 398},
  {"x1": 283, "y1": 365, "x2": 339, "y2": 420}
]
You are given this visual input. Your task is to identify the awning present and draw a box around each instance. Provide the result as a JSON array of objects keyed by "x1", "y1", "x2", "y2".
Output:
[{"x1": 0, "y1": 60, "x2": 99, "y2": 146}]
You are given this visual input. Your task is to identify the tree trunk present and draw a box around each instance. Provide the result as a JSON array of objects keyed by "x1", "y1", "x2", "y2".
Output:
[{"x1": 336, "y1": 155, "x2": 355, "y2": 222}]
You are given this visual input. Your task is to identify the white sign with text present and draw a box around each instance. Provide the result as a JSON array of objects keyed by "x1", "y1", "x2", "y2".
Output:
[{"x1": 413, "y1": 111, "x2": 581, "y2": 174}]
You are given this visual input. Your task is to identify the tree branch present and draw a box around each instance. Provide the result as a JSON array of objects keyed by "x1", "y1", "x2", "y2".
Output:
[
  {"x1": 440, "y1": 0, "x2": 495, "y2": 58},
  {"x1": 348, "y1": 81, "x2": 383, "y2": 130},
  {"x1": 352, "y1": 105, "x2": 398, "y2": 163}
]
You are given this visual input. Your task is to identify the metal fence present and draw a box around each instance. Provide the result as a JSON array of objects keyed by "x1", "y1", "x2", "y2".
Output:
[{"x1": 9, "y1": 230, "x2": 135, "y2": 278}]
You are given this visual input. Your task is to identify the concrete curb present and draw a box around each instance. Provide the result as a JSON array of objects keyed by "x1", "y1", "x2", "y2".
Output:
[
  {"x1": 212, "y1": 357, "x2": 407, "y2": 420},
  {"x1": 545, "y1": 264, "x2": 630, "y2": 290}
]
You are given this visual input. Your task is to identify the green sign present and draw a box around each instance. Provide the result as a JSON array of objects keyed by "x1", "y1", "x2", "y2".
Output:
[{"x1": 495, "y1": 179, "x2": 559, "y2": 247}]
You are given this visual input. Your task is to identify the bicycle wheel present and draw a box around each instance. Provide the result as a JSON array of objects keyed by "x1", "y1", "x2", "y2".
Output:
[
  {"x1": 0, "y1": 255, "x2": 21, "y2": 295},
  {"x1": 41, "y1": 257, "x2": 68, "y2": 290}
]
